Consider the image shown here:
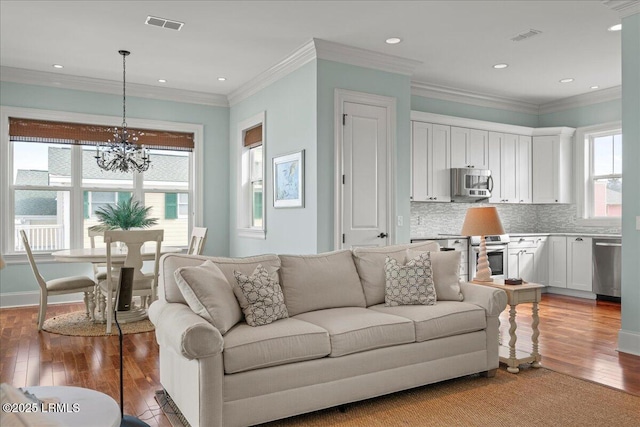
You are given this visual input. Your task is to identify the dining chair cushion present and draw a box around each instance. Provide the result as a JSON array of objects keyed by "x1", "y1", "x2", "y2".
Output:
[
  {"x1": 174, "y1": 260, "x2": 242, "y2": 334},
  {"x1": 95, "y1": 271, "x2": 108, "y2": 281},
  {"x1": 46, "y1": 276, "x2": 95, "y2": 291}
]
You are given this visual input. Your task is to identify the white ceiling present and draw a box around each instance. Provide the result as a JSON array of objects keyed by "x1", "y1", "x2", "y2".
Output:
[{"x1": 0, "y1": 1, "x2": 624, "y2": 107}]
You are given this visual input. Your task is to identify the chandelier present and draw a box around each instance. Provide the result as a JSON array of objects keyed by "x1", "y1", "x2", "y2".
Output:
[{"x1": 95, "y1": 50, "x2": 150, "y2": 173}]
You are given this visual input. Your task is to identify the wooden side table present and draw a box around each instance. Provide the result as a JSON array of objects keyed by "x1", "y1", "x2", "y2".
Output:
[{"x1": 473, "y1": 280, "x2": 544, "y2": 374}]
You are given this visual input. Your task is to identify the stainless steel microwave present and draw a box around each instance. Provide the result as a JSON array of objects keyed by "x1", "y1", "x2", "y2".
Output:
[{"x1": 450, "y1": 168, "x2": 493, "y2": 202}]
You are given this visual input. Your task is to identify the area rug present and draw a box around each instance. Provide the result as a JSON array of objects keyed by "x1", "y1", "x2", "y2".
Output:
[
  {"x1": 156, "y1": 367, "x2": 639, "y2": 427},
  {"x1": 43, "y1": 311, "x2": 154, "y2": 336}
]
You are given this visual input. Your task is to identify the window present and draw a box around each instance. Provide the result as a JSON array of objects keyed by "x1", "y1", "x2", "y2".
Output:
[
  {"x1": 575, "y1": 122, "x2": 622, "y2": 226},
  {"x1": 2, "y1": 108, "x2": 202, "y2": 257},
  {"x1": 237, "y1": 112, "x2": 266, "y2": 238}
]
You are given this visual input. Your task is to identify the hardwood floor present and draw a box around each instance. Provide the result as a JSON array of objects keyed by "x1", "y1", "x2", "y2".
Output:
[{"x1": 1, "y1": 294, "x2": 638, "y2": 427}]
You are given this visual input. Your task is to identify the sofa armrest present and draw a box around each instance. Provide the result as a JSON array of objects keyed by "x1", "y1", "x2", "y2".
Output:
[
  {"x1": 149, "y1": 300, "x2": 223, "y2": 360},
  {"x1": 459, "y1": 282, "x2": 507, "y2": 317}
]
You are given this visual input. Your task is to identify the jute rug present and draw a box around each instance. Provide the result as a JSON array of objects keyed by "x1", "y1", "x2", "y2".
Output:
[
  {"x1": 157, "y1": 367, "x2": 639, "y2": 427},
  {"x1": 43, "y1": 311, "x2": 154, "y2": 336}
]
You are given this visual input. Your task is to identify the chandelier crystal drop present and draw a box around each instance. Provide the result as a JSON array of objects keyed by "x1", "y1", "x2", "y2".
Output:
[{"x1": 95, "y1": 50, "x2": 150, "y2": 173}]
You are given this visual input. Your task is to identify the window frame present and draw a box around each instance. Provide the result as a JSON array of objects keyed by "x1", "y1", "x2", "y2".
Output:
[
  {"x1": 1, "y1": 106, "x2": 204, "y2": 263},
  {"x1": 237, "y1": 112, "x2": 266, "y2": 239},
  {"x1": 574, "y1": 121, "x2": 622, "y2": 227}
]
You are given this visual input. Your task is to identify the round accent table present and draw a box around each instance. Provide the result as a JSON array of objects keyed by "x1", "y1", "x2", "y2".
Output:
[{"x1": 22, "y1": 386, "x2": 120, "y2": 427}]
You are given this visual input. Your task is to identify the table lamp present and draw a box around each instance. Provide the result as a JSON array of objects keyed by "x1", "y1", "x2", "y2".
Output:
[
  {"x1": 461, "y1": 206, "x2": 505, "y2": 282},
  {"x1": 0, "y1": 254, "x2": 5, "y2": 269}
]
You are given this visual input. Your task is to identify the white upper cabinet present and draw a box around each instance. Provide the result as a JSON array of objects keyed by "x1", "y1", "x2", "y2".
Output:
[
  {"x1": 450, "y1": 127, "x2": 488, "y2": 169},
  {"x1": 517, "y1": 135, "x2": 532, "y2": 203},
  {"x1": 411, "y1": 121, "x2": 451, "y2": 202},
  {"x1": 532, "y1": 128, "x2": 575, "y2": 203},
  {"x1": 488, "y1": 132, "x2": 531, "y2": 203}
]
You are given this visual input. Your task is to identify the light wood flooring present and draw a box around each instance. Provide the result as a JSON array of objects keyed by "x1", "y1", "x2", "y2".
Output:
[{"x1": 1, "y1": 294, "x2": 638, "y2": 427}]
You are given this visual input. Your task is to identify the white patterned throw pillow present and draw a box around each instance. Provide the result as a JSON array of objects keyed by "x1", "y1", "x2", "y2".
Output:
[
  {"x1": 384, "y1": 252, "x2": 437, "y2": 307},
  {"x1": 233, "y1": 264, "x2": 289, "y2": 327}
]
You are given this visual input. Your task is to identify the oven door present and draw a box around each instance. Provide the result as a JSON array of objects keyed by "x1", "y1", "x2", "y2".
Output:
[{"x1": 469, "y1": 245, "x2": 508, "y2": 280}]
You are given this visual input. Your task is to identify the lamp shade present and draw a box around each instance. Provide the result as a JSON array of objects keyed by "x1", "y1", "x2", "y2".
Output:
[
  {"x1": 0, "y1": 254, "x2": 4, "y2": 269},
  {"x1": 460, "y1": 206, "x2": 505, "y2": 236}
]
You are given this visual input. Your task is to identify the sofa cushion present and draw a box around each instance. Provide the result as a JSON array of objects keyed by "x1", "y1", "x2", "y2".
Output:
[
  {"x1": 223, "y1": 318, "x2": 330, "y2": 374},
  {"x1": 407, "y1": 249, "x2": 464, "y2": 301},
  {"x1": 279, "y1": 250, "x2": 366, "y2": 316},
  {"x1": 233, "y1": 265, "x2": 289, "y2": 327},
  {"x1": 294, "y1": 307, "x2": 415, "y2": 357},
  {"x1": 369, "y1": 301, "x2": 486, "y2": 342},
  {"x1": 384, "y1": 253, "x2": 436, "y2": 306},
  {"x1": 174, "y1": 260, "x2": 242, "y2": 334},
  {"x1": 352, "y1": 241, "x2": 440, "y2": 307}
]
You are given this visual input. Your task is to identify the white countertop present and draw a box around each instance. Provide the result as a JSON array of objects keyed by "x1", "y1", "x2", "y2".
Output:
[{"x1": 411, "y1": 232, "x2": 621, "y2": 240}]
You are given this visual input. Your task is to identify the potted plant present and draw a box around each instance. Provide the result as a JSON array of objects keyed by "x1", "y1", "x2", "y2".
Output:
[{"x1": 89, "y1": 197, "x2": 158, "y2": 231}]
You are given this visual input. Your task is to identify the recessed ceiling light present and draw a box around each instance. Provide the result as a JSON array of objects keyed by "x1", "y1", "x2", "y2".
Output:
[
  {"x1": 590, "y1": 85, "x2": 599, "y2": 90},
  {"x1": 217, "y1": 77, "x2": 227, "y2": 81},
  {"x1": 385, "y1": 37, "x2": 402, "y2": 45},
  {"x1": 559, "y1": 78, "x2": 574, "y2": 83},
  {"x1": 52, "y1": 64, "x2": 63, "y2": 69},
  {"x1": 158, "y1": 79, "x2": 167, "y2": 83},
  {"x1": 493, "y1": 63, "x2": 508, "y2": 69},
  {"x1": 608, "y1": 24, "x2": 622, "y2": 32}
]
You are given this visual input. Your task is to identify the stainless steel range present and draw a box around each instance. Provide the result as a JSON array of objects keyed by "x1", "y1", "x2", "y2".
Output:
[{"x1": 469, "y1": 234, "x2": 510, "y2": 281}]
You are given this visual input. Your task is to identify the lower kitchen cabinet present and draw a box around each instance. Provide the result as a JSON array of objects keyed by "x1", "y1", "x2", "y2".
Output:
[
  {"x1": 547, "y1": 236, "x2": 567, "y2": 288},
  {"x1": 566, "y1": 236, "x2": 593, "y2": 292},
  {"x1": 508, "y1": 236, "x2": 547, "y2": 284}
]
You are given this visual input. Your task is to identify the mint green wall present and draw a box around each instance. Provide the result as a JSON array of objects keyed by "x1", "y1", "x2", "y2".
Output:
[
  {"x1": 317, "y1": 59, "x2": 412, "y2": 250},
  {"x1": 411, "y1": 95, "x2": 539, "y2": 127},
  {"x1": 619, "y1": 12, "x2": 640, "y2": 355},
  {"x1": 538, "y1": 99, "x2": 621, "y2": 128},
  {"x1": 0, "y1": 81, "x2": 230, "y2": 294},
  {"x1": 229, "y1": 61, "x2": 318, "y2": 256}
]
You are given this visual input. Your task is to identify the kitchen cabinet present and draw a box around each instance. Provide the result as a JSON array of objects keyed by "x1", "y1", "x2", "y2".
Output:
[
  {"x1": 411, "y1": 122, "x2": 451, "y2": 202},
  {"x1": 567, "y1": 236, "x2": 593, "y2": 292},
  {"x1": 532, "y1": 128, "x2": 574, "y2": 203},
  {"x1": 508, "y1": 236, "x2": 547, "y2": 284},
  {"x1": 451, "y1": 127, "x2": 488, "y2": 169},
  {"x1": 548, "y1": 236, "x2": 567, "y2": 288},
  {"x1": 488, "y1": 133, "x2": 532, "y2": 204}
]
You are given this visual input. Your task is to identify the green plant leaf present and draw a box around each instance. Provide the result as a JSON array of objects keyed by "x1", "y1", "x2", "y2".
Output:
[{"x1": 88, "y1": 197, "x2": 158, "y2": 231}]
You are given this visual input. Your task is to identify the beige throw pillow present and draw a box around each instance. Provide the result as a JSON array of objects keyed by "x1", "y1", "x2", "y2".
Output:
[
  {"x1": 406, "y1": 249, "x2": 464, "y2": 301},
  {"x1": 384, "y1": 252, "x2": 436, "y2": 307},
  {"x1": 233, "y1": 264, "x2": 289, "y2": 327},
  {"x1": 174, "y1": 260, "x2": 242, "y2": 334}
]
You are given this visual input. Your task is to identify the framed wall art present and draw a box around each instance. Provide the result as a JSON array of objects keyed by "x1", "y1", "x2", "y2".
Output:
[{"x1": 273, "y1": 150, "x2": 304, "y2": 208}]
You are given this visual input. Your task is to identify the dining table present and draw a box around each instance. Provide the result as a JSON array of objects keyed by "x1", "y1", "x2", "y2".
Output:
[{"x1": 51, "y1": 245, "x2": 183, "y2": 323}]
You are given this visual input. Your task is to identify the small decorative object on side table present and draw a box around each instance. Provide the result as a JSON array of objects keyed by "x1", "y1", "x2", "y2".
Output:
[{"x1": 472, "y1": 279, "x2": 544, "y2": 374}]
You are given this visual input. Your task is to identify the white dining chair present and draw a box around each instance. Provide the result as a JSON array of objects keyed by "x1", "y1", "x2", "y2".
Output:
[
  {"x1": 96, "y1": 229, "x2": 163, "y2": 333},
  {"x1": 187, "y1": 227, "x2": 208, "y2": 255},
  {"x1": 88, "y1": 229, "x2": 108, "y2": 282},
  {"x1": 20, "y1": 230, "x2": 96, "y2": 330}
]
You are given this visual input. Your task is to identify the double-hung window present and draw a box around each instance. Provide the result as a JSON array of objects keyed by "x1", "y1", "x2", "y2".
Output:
[
  {"x1": 2, "y1": 109, "x2": 201, "y2": 256},
  {"x1": 237, "y1": 112, "x2": 266, "y2": 238},
  {"x1": 575, "y1": 122, "x2": 622, "y2": 225}
]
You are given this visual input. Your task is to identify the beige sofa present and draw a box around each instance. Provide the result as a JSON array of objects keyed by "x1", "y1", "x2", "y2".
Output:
[{"x1": 149, "y1": 241, "x2": 507, "y2": 427}]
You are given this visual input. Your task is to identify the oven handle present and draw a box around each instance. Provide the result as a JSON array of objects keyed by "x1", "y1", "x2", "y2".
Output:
[{"x1": 471, "y1": 245, "x2": 508, "y2": 252}]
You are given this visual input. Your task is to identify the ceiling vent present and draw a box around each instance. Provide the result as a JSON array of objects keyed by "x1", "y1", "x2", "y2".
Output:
[
  {"x1": 145, "y1": 16, "x2": 184, "y2": 31},
  {"x1": 510, "y1": 29, "x2": 542, "y2": 42}
]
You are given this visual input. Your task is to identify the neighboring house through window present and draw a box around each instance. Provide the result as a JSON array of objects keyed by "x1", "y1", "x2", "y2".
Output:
[
  {"x1": 575, "y1": 122, "x2": 622, "y2": 226},
  {"x1": 237, "y1": 112, "x2": 266, "y2": 238}
]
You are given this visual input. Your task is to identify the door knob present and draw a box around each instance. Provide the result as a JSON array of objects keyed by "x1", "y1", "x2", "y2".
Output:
[{"x1": 377, "y1": 232, "x2": 388, "y2": 239}]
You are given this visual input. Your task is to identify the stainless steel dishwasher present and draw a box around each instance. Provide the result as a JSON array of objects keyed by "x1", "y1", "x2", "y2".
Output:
[{"x1": 592, "y1": 238, "x2": 622, "y2": 299}]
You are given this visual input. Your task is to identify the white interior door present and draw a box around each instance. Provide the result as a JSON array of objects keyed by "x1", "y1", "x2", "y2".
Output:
[{"x1": 341, "y1": 101, "x2": 388, "y2": 248}]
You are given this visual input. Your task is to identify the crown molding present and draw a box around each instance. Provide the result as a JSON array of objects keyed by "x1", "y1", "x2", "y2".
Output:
[
  {"x1": 602, "y1": 0, "x2": 640, "y2": 18},
  {"x1": 538, "y1": 86, "x2": 621, "y2": 114},
  {"x1": 410, "y1": 111, "x2": 535, "y2": 135},
  {"x1": 411, "y1": 81, "x2": 540, "y2": 115},
  {"x1": 0, "y1": 66, "x2": 229, "y2": 107},
  {"x1": 227, "y1": 39, "x2": 317, "y2": 106},
  {"x1": 313, "y1": 38, "x2": 422, "y2": 76}
]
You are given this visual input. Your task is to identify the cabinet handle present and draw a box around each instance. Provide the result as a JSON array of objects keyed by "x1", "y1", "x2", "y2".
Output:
[
  {"x1": 520, "y1": 200, "x2": 524, "y2": 203},
  {"x1": 576, "y1": 237, "x2": 583, "y2": 242},
  {"x1": 454, "y1": 240, "x2": 460, "y2": 244},
  {"x1": 433, "y1": 197, "x2": 437, "y2": 200},
  {"x1": 519, "y1": 238, "x2": 525, "y2": 243},
  {"x1": 555, "y1": 199, "x2": 558, "y2": 202}
]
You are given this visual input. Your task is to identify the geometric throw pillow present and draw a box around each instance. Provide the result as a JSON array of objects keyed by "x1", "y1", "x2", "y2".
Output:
[
  {"x1": 233, "y1": 264, "x2": 289, "y2": 327},
  {"x1": 384, "y1": 252, "x2": 437, "y2": 307}
]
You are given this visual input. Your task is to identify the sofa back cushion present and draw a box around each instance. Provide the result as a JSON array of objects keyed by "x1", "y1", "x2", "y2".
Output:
[
  {"x1": 160, "y1": 253, "x2": 281, "y2": 305},
  {"x1": 352, "y1": 241, "x2": 440, "y2": 306},
  {"x1": 279, "y1": 250, "x2": 366, "y2": 316},
  {"x1": 406, "y1": 249, "x2": 464, "y2": 301}
]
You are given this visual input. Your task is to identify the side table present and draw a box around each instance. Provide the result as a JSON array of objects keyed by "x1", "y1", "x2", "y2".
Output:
[{"x1": 473, "y1": 280, "x2": 544, "y2": 374}]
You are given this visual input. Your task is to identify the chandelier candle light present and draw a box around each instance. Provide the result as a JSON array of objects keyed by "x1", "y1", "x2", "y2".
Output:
[
  {"x1": 460, "y1": 206, "x2": 505, "y2": 282},
  {"x1": 95, "y1": 50, "x2": 150, "y2": 173}
]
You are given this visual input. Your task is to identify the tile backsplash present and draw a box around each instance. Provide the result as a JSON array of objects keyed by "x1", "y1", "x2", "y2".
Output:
[{"x1": 411, "y1": 202, "x2": 621, "y2": 236}]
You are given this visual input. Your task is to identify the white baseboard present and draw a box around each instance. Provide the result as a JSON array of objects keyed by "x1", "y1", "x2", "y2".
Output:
[
  {"x1": 0, "y1": 292, "x2": 83, "y2": 308},
  {"x1": 544, "y1": 287, "x2": 597, "y2": 300},
  {"x1": 618, "y1": 329, "x2": 640, "y2": 356}
]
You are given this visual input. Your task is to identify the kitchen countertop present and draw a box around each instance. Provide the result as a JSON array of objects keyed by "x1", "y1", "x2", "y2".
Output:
[
  {"x1": 411, "y1": 232, "x2": 621, "y2": 241},
  {"x1": 410, "y1": 235, "x2": 468, "y2": 240}
]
